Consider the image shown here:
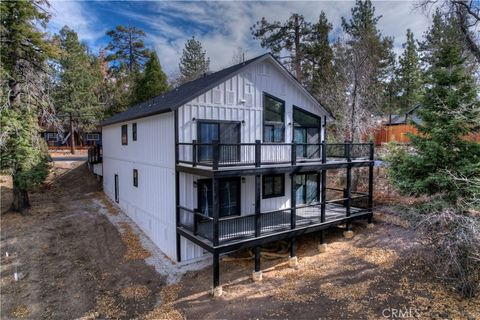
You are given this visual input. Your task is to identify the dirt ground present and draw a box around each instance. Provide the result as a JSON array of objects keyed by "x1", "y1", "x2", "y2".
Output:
[{"x1": 1, "y1": 162, "x2": 479, "y2": 319}]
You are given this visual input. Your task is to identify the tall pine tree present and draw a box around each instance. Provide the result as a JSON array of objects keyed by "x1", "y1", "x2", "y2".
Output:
[
  {"x1": 178, "y1": 37, "x2": 210, "y2": 84},
  {"x1": 134, "y1": 51, "x2": 169, "y2": 103},
  {"x1": 395, "y1": 29, "x2": 422, "y2": 114},
  {"x1": 53, "y1": 26, "x2": 102, "y2": 154},
  {"x1": 0, "y1": 0, "x2": 58, "y2": 212},
  {"x1": 251, "y1": 14, "x2": 310, "y2": 82},
  {"x1": 388, "y1": 14, "x2": 480, "y2": 202}
]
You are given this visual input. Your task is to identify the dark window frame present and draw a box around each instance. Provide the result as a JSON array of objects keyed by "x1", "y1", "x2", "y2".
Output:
[
  {"x1": 121, "y1": 125, "x2": 128, "y2": 145},
  {"x1": 133, "y1": 169, "x2": 138, "y2": 187},
  {"x1": 262, "y1": 174, "x2": 285, "y2": 199},
  {"x1": 263, "y1": 93, "x2": 285, "y2": 143},
  {"x1": 197, "y1": 177, "x2": 241, "y2": 218},
  {"x1": 132, "y1": 123, "x2": 137, "y2": 141}
]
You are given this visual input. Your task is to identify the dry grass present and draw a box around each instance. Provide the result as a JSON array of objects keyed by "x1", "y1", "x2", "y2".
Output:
[
  {"x1": 349, "y1": 247, "x2": 398, "y2": 268},
  {"x1": 144, "y1": 284, "x2": 183, "y2": 320},
  {"x1": 118, "y1": 222, "x2": 151, "y2": 261},
  {"x1": 94, "y1": 293, "x2": 127, "y2": 319},
  {"x1": 98, "y1": 194, "x2": 119, "y2": 216},
  {"x1": 11, "y1": 305, "x2": 30, "y2": 318},
  {"x1": 120, "y1": 285, "x2": 151, "y2": 301}
]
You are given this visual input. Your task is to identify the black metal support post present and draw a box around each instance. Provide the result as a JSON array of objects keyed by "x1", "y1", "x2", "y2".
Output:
[
  {"x1": 368, "y1": 141, "x2": 374, "y2": 223},
  {"x1": 254, "y1": 246, "x2": 261, "y2": 272},
  {"x1": 212, "y1": 178, "x2": 220, "y2": 246},
  {"x1": 192, "y1": 139, "x2": 197, "y2": 167},
  {"x1": 213, "y1": 252, "x2": 220, "y2": 288},
  {"x1": 320, "y1": 230, "x2": 325, "y2": 244},
  {"x1": 290, "y1": 173, "x2": 296, "y2": 229},
  {"x1": 255, "y1": 140, "x2": 261, "y2": 167},
  {"x1": 291, "y1": 142, "x2": 297, "y2": 165},
  {"x1": 213, "y1": 140, "x2": 220, "y2": 170},
  {"x1": 290, "y1": 237, "x2": 297, "y2": 258},
  {"x1": 345, "y1": 141, "x2": 352, "y2": 231},
  {"x1": 255, "y1": 175, "x2": 261, "y2": 237},
  {"x1": 321, "y1": 141, "x2": 326, "y2": 223}
]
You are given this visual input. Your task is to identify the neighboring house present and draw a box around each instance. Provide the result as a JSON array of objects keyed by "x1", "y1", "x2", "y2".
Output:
[
  {"x1": 374, "y1": 105, "x2": 480, "y2": 145},
  {"x1": 42, "y1": 126, "x2": 102, "y2": 148},
  {"x1": 101, "y1": 53, "x2": 375, "y2": 295}
]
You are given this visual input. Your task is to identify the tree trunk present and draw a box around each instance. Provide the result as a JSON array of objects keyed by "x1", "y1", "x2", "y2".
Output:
[
  {"x1": 293, "y1": 15, "x2": 303, "y2": 83},
  {"x1": 70, "y1": 112, "x2": 75, "y2": 155},
  {"x1": 11, "y1": 178, "x2": 30, "y2": 214}
]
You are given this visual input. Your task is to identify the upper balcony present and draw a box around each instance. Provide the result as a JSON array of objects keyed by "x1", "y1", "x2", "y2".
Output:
[{"x1": 176, "y1": 141, "x2": 374, "y2": 172}]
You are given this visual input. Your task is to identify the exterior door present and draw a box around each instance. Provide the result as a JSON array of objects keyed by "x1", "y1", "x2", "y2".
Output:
[
  {"x1": 114, "y1": 174, "x2": 119, "y2": 203},
  {"x1": 198, "y1": 122, "x2": 241, "y2": 163},
  {"x1": 295, "y1": 173, "x2": 319, "y2": 205},
  {"x1": 197, "y1": 178, "x2": 241, "y2": 217}
]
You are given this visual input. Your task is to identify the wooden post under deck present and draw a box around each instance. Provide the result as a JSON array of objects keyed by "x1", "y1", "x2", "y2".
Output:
[{"x1": 212, "y1": 177, "x2": 220, "y2": 291}]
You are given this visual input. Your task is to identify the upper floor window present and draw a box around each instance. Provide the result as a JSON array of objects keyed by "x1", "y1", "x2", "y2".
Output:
[
  {"x1": 132, "y1": 123, "x2": 137, "y2": 141},
  {"x1": 121, "y1": 125, "x2": 128, "y2": 145},
  {"x1": 263, "y1": 94, "x2": 285, "y2": 142}
]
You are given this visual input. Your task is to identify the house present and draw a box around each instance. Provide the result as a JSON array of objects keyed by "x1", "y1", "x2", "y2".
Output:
[
  {"x1": 101, "y1": 53, "x2": 374, "y2": 296},
  {"x1": 374, "y1": 105, "x2": 480, "y2": 145},
  {"x1": 42, "y1": 125, "x2": 102, "y2": 149}
]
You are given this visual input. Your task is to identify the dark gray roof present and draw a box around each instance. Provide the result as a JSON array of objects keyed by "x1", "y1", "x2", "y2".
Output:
[
  {"x1": 102, "y1": 53, "x2": 270, "y2": 126},
  {"x1": 389, "y1": 104, "x2": 423, "y2": 125}
]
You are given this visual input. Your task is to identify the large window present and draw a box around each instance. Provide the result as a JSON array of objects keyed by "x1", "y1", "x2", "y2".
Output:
[
  {"x1": 121, "y1": 125, "x2": 128, "y2": 145},
  {"x1": 132, "y1": 123, "x2": 137, "y2": 141},
  {"x1": 295, "y1": 173, "x2": 319, "y2": 205},
  {"x1": 197, "y1": 121, "x2": 240, "y2": 162},
  {"x1": 197, "y1": 178, "x2": 241, "y2": 217},
  {"x1": 263, "y1": 94, "x2": 285, "y2": 142},
  {"x1": 262, "y1": 174, "x2": 285, "y2": 199}
]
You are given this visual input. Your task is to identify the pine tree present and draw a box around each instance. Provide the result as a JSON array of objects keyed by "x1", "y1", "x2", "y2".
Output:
[
  {"x1": 302, "y1": 12, "x2": 335, "y2": 103},
  {"x1": 338, "y1": 0, "x2": 396, "y2": 141},
  {"x1": 395, "y1": 29, "x2": 422, "y2": 113},
  {"x1": 105, "y1": 25, "x2": 150, "y2": 74},
  {"x1": 0, "y1": 0, "x2": 58, "y2": 212},
  {"x1": 53, "y1": 26, "x2": 102, "y2": 154},
  {"x1": 251, "y1": 14, "x2": 310, "y2": 82},
  {"x1": 178, "y1": 37, "x2": 210, "y2": 84},
  {"x1": 388, "y1": 14, "x2": 480, "y2": 202},
  {"x1": 134, "y1": 51, "x2": 169, "y2": 103}
]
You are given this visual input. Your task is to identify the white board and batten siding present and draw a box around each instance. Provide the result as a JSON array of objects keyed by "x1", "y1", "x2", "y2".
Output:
[
  {"x1": 102, "y1": 113, "x2": 177, "y2": 260},
  {"x1": 102, "y1": 57, "x2": 329, "y2": 262}
]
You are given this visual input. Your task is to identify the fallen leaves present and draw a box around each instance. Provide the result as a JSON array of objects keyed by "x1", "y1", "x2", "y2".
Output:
[
  {"x1": 120, "y1": 285, "x2": 151, "y2": 301},
  {"x1": 119, "y1": 222, "x2": 151, "y2": 261},
  {"x1": 94, "y1": 293, "x2": 126, "y2": 319},
  {"x1": 349, "y1": 247, "x2": 399, "y2": 268},
  {"x1": 11, "y1": 305, "x2": 30, "y2": 318},
  {"x1": 144, "y1": 284, "x2": 183, "y2": 320}
]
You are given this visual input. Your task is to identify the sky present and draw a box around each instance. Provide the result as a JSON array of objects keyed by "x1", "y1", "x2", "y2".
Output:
[{"x1": 47, "y1": 1, "x2": 435, "y2": 77}]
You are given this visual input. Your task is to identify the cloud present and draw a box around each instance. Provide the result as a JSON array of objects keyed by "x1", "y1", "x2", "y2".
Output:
[
  {"x1": 49, "y1": 1, "x2": 107, "y2": 50},
  {"x1": 47, "y1": 1, "x2": 433, "y2": 75}
]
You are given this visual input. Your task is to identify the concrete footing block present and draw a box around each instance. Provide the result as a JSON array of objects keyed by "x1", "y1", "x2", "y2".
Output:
[
  {"x1": 318, "y1": 243, "x2": 328, "y2": 253},
  {"x1": 252, "y1": 271, "x2": 263, "y2": 282},
  {"x1": 288, "y1": 256, "x2": 298, "y2": 268},
  {"x1": 366, "y1": 223, "x2": 374, "y2": 229},
  {"x1": 343, "y1": 230, "x2": 354, "y2": 239},
  {"x1": 212, "y1": 286, "x2": 223, "y2": 297}
]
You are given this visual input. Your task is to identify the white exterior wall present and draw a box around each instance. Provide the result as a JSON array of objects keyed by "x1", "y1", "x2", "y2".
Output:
[
  {"x1": 102, "y1": 57, "x2": 328, "y2": 262},
  {"x1": 102, "y1": 113, "x2": 177, "y2": 260}
]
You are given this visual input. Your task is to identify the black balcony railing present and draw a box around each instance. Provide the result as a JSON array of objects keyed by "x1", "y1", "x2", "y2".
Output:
[{"x1": 177, "y1": 140, "x2": 373, "y2": 169}]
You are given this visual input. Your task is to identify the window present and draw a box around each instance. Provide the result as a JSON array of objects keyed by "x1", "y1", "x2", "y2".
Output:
[
  {"x1": 86, "y1": 133, "x2": 100, "y2": 141},
  {"x1": 197, "y1": 178, "x2": 241, "y2": 217},
  {"x1": 46, "y1": 133, "x2": 57, "y2": 141},
  {"x1": 133, "y1": 169, "x2": 138, "y2": 187},
  {"x1": 295, "y1": 173, "x2": 319, "y2": 205},
  {"x1": 121, "y1": 125, "x2": 128, "y2": 145},
  {"x1": 262, "y1": 174, "x2": 285, "y2": 199},
  {"x1": 263, "y1": 94, "x2": 285, "y2": 142},
  {"x1": 132, "y1": 123, "x2": 137, "y2": 141},
  {"x1": 197, "y1": 121, "x2": 240, "y2": 162}
]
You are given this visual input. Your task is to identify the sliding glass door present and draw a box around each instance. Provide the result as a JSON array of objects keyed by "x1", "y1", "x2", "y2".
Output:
[
  {"x1": 295, "y1": 173, "x2": 319, "y2": 205},
  {"x1": 197, "y1": 178, "x2": 241, "y2": 217},
  {"x1": 198, "y1": 121, "x2": 241, "y2": 163}
]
